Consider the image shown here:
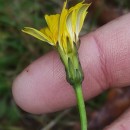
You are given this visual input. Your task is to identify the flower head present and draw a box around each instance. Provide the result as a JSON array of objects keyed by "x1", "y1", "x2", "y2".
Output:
[{"x1": 22, "y1": 1, "x2": 90, "y2": 53}]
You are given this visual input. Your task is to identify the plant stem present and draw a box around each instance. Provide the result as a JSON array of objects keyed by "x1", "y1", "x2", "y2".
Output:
[{"x1": 74, "y1": 83, "x2": 87, "y2": 130}]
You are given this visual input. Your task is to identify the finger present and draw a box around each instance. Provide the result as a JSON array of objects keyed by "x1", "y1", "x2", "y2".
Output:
[
  {"x1": 104, "y1": 108, "x2": 130, "y2": 130},
  {"x1": 12, "y1": 13, "x2": 130, "y2": 114}
]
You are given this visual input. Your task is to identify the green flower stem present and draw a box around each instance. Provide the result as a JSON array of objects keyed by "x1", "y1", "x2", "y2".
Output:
[
  {"x1": 74, "y1": 83, "x2": 87, "y2": 130},
  {"x1": 57, "y1": 42, "x2": 87, "y2": 130}
]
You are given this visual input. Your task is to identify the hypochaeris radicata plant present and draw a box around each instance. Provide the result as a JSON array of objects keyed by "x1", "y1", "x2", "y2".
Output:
[{"x1": 22, "y1": 1, "x2": 91, "y2": 130}]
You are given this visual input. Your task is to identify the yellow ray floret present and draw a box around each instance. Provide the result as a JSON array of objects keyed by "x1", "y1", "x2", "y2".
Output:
[
  {"x1": 22, "y1": 27, "x2": 54, "y2": 45},
  {"x1": 66, "y1": 1, "x2": 91, "y2": 42},
  {"x1": 58, "y1": 1, "x2": 68, "y2": 37},
  {"x1": 44, "y1": 14, "x2": 60, "y2": 44}
]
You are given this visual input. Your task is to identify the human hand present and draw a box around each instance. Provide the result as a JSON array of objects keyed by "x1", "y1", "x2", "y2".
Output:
[{"x1": 12, "y1": 13, "x2": 130, "y2": 129}]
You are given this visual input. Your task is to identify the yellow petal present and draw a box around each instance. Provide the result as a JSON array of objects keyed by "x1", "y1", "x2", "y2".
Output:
[
  {"x1": 66, "y1": 12, "x2": 75, "y2": 41},
  {"x1": 40, "y1": 27, "x2": 55, "y2": 44},
  {"x1": 58, "y1": 1, "x2": 69, "y2": 52},
  {"x1": 22, "y1": 27, "x2": 54, "y2": 45},
  {"x1": 68, "y1": 1, "x2": 84, "y2": 13},
  {"x1": 40, "y1": 27, "x2": 52, "y2": 38},
  {"x1": 68, "y1": 1, "x2": 85, "y2": 34},
  {"x1": 45, "y1": 14, "x2": 60, "y2": 43},
  {"x1": 59, "y1": 1, "x2": 68, "y2": 37},
  {"x1": 67, "y1": 1, "x2": 90, "y2": 42},
  {"x1": 76, "y1": 4, "x2": 90, "y2": 34}
]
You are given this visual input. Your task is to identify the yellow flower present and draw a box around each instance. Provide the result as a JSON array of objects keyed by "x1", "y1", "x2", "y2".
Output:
[{"x1": 22, "y1": 0, "x2": 90, "y2": 53}]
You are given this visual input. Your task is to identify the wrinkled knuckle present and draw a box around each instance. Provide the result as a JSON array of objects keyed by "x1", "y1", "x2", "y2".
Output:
[{"x1": 92, "y1": 33, "x2": 110, "y2": 90}]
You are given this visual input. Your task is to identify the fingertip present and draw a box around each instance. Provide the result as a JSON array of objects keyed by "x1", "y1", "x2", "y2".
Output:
[
  {"x1": 12, "y1": 70, "x2": 42, "y2": 114},
  {"x1": 12, "y1": 52, "x2": 76, "y2": 114}
]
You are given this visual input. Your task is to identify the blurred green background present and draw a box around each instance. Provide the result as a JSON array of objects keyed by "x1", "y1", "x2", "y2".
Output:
[{"x1": 0, "y1": 0, "x2": 129, "y2": 130}]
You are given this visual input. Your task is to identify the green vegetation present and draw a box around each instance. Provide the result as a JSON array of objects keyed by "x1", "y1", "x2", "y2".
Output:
[{"x1": 0, "y1": 0, "x2": 57, "y2": 129}]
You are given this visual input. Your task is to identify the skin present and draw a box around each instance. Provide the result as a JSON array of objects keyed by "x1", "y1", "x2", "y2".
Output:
[{"x1": 12, "y1": 13, "x2": 130, "y2": 129}]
